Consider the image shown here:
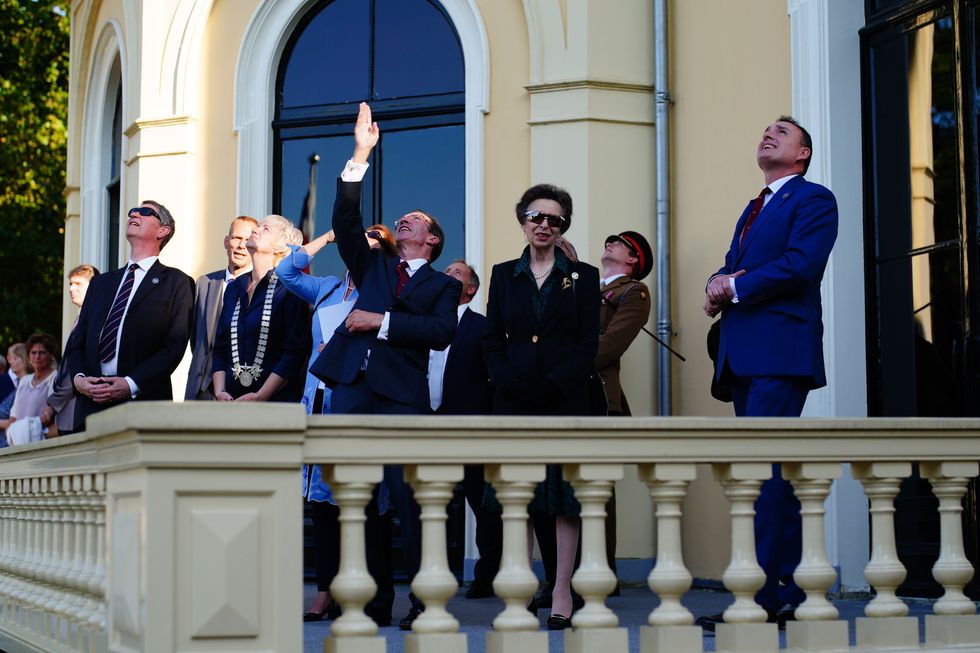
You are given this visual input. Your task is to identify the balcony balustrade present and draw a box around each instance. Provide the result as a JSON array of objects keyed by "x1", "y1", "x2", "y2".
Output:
[{"x1": 0, "y1": 403, "x2": 976, "y2": 652}]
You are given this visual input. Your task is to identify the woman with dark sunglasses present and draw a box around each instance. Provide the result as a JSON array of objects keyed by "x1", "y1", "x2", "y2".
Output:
[
  {"x1": 275, "y1": 222, "x2": 396, "y2": 623},
  {"x1": 481, "y1": 184, "x2": 600, "y2": 630}
]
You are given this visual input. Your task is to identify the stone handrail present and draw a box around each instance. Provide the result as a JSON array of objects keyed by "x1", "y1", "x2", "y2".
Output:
[{"x1": 0, "y1": 403, "x2": 976, "y2": 652}]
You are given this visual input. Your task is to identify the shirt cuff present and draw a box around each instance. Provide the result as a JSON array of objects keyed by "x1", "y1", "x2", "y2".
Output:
[
  {"x1": 377, "y1": 312, "x2": 391, "y2": 340},
  {"x1": 125, "y1": 376, "x2": 140, "y2": 398},
  {"x1": 729, "y1": 277, "x2": 740, "y2": 304},
  {"x1": 341, "y1": 159, "x2": 369, "y2": 183},
  {"x1": 286, "y1": 244, "x2": 311, "y2": 268}
]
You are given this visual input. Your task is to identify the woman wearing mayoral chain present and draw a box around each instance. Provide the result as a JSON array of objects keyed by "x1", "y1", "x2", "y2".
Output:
[{"x1": 212, "y1": 215, "x2": 311, "y2": 402}]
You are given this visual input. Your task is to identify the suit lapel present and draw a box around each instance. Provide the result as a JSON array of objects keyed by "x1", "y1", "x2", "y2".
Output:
[
  {"x1": 94, "y1": 266, "x2": 127, "y2": 327},
  {"x1": 128, "y1": 260, "x2": 165, "y2": 312},
  {"x1": 205, "y1": 276, "x2": 225, "y2": 340},
  {"x1": 539, "y1": 267, "x2": 574, "y2": 328},
  {"x1": 736, "y1": 176, "x2": 806, "y2": 263}
]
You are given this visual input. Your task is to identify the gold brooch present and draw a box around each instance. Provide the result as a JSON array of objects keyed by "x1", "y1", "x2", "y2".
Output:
[{"x1": 562, "y1": 278, "x2": 571, "y2": 290}]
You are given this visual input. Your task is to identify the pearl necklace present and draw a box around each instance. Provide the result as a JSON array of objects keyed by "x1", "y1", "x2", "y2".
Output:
[
  {"x1": 230, "y1": 271, "x2": 277, "y2": 388},
  {"x1": 531, "y1": 262, "x2": 554, "y2": 280}
]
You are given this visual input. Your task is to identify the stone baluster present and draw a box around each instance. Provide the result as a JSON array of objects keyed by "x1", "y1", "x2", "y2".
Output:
[
  {"x1": 63, "y1": 475, "x2": 88, "y2": 624},
  {"x1": 86, "y1": 475, "x2": 106, "y2": 631},
  {"x1": 6, "y1": 480, "x2": 27, "y2": 623},
  {"x1": 921, "y1": 462, "x2": 980, "y2": 647},
  {"x1": 712, "y1": 463, "x2": 777, "y2": 653},
  {"x1": 323, "y1": 464, "x2": 385, "y2": 653},
  {"x1": 0, "y1": 479, "x2": 14, "y2": 612},
  {"x1": 50, "y1": 475, "x2": 78, "y2": 640},
  {"x1": 35, "y1": 476, "x2": 57, "y2": 639},
  {"x1": 403, "y1": 464, "x2": 466, "y2": 653},
  {"x1": 40, "y1": 477, "x2": 63, "y2": 615},
  {"x1": 565, "y1": 463, "x2": 627, "y2": 653},
  {"x1": 637, "y1": 463, "x2": 701, "y2": 653},
  {"x1": 852, "y1": 462, "x2": 918, "y2": 649},
  {"x1": 74, "y1": 475, "x2": 99, "y2": 628},
  {"x1": 782, "y1": 463, "x2": 848, "y2": 651},
  {"x1": 485, "y1": 463, "x2": 547, "y2": 653},
  {"x1": 20, "y1": 479, "x2": 42, "y2": 625}
]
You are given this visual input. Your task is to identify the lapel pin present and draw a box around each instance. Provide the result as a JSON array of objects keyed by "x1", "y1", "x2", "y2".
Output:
[
  {"x1": 782, "y1": 193, "x2": 790, "y2": 199},
  {"x1": 571, "y1": 272, "x2": 579, "y2": 280},
  {"x1": 562, "y1": 278, "x2": 571, "y2": 290},
  {"x1": 151, "y1": 278, "x2": 160, "y2": 284}
]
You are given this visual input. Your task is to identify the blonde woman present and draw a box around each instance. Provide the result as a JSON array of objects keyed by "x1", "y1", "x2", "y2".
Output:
[{"x1": 212, "y1": 215, "x2": 311, "y2": 402}]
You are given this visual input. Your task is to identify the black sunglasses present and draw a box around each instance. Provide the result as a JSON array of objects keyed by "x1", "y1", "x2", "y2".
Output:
[
  {"x1": 524, "y1": 210, "x2": 565, "y2": 229},
  {"x1": 128, "y1": 206, "x2": 161, "y2": 220}
]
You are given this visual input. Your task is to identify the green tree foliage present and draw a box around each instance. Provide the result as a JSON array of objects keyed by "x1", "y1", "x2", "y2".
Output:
[{"x1": 0, "y1": 0, "x2": 69, "y2": 350}]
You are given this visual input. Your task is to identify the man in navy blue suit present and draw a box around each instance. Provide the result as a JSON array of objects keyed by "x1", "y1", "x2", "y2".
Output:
[
  {"x1": 699, "y1": 116, "x2": 838, "y2": 630},
  {"x1": 309, "y1": 102, "x2": 461, "y2": 627}
]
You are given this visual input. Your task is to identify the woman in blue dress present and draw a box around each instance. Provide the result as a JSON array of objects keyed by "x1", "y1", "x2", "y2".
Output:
[
  {"x1": 213, "y1": 215, "x2": 311, "y2": 403},
  {"x1": 277, "y1": 222, "x2": 396, "y2": 621}
]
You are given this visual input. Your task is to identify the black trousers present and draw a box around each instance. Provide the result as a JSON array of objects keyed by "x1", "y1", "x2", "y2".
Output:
[{"x1": 462, "y1": 465, "x2": 503, "y2": 585}]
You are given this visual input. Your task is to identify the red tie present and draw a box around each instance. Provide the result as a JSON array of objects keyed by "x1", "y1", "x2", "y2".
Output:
[
  {"x1": 739, "y1": 187, "x2": 772, "y2": 246},
  {"x1": 395, "y1": 261, "x2": 410, "y2": 296}
]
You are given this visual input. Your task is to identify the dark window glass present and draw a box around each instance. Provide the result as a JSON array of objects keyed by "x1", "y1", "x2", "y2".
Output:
[
  {"x1": 373, "y1": 0, "x2": 464, "y2": 99},
  {"x1": 280, "y1": 0, "x2": 370, "y2": 108},
  {"x1": 379, "y1": 125, "x2": 464, "y2": 265},
  {"x1": 280, "y1": 135, "x2": 365, "y2": 278},
  {"x1": 275, "y1": 0, "x2": 466, "y2": 277},
  {"x1": 106, "y1": 86, "x2": 122, "y2": 268}
]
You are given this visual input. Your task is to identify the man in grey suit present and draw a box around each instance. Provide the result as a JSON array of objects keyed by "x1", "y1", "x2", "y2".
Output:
[{"x1": 184, "y1": 216, "x2": 257, "y2": 400}]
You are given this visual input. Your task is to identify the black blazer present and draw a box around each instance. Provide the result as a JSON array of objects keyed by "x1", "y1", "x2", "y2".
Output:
[
  {"x1": 184, "y1": 269, "x2": 225, "y2": 399},
  {"x1": 66, "y1": 259, "x2": 194, "y2": 428},
  {"x1": 311, "y1": 179, "x2": 460, "y2": 412},
  {"x1": 439, "y1": 307, "x2": 492, "y2": 415},
  {"x1": 482, "y1": 255, "x2": 600, "y2": 416}
]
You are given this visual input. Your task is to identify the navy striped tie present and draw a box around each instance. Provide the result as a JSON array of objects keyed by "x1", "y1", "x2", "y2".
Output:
[{"x1": 98, "y1": 264, "x2": 139, "y2": 364}]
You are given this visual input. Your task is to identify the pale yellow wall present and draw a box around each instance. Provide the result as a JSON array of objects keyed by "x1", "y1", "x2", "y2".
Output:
[
  {"x1": 192, "y1": 0, "x2": 262, "y2": 280},
  {"x1": 672, "y1": 0, "x2": 792, "y2": 579}
]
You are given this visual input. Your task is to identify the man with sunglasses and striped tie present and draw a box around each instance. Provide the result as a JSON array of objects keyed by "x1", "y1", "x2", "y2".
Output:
[{"x1": 65, "y1": 201, "x2": 194, "y2": 431}]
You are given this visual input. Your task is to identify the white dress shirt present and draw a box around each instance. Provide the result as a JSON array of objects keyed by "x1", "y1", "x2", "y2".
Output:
[
  {"x1": 100, "y1": 255, "x2": 158, "y2": 395},
  {"x1": 428, "y1": 304, "x2": 469, "y2": 411}
]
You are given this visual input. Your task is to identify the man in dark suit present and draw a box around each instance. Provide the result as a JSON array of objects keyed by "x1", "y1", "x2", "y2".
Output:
[
  {"x1": 699, "y1": 116, "x2": 838, "y2": 630},
  {"x1": 66, "y1": 201, "x2": 194, "y2": 431},
  {"x1": 184, "y1": 216, "x2": 256, "y2": 400},
  {"x1": 41, "y1": 264, "x2": 99, "y2": 435},
  {"x1": 426, "y1": 260, "x2": 498, "y2": 609},
  {"x1": 310, "y1": 102, "x2": 460, "y2": 627}
]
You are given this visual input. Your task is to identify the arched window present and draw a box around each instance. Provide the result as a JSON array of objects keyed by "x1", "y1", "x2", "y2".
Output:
[{"x1": 274, "y1": 0, "x2": 465, "y2": 276}]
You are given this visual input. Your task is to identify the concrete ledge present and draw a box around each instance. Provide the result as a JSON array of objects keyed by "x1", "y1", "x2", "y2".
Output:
[
  {"x1": 640, "y1": 624, "x2": 702, "y2": 653},
  {"x1": 716, "y1": 622, "x2": 779, "y2": 653}
]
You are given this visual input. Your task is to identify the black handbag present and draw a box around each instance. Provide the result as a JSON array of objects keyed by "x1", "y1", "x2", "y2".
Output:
[{"x1": 707, "y1": 320, "x2": 732, "y2": 402}]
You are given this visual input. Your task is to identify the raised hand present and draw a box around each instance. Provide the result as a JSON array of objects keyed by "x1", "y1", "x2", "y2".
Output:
[{"x1": 352, "y1": 102, "x2": 379, "y2": 163}]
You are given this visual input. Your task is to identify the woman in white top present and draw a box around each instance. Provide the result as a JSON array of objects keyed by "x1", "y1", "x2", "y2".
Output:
[{"x1": 5, "y1": 333, "x2": 59, "y2": 438}]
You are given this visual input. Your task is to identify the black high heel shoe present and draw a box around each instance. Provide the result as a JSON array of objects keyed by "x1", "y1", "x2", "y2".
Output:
[
  {"x1": 303, "y1": 601, "x2": 341, "y2": 622},
  {"x1": 547, "y1": 613, "x2": 571, "y2": 630}
]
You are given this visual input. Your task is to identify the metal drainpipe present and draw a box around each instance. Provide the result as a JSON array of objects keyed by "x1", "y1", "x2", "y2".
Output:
[{"x1": 654, "y1": 0, "x2": 672, "y2": 415}]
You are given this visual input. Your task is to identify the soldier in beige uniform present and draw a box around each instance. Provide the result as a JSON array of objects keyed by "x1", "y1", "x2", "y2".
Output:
[
  {"x1": 597, "y1": 230, "x2": 653, "y2": 416},
  {"x1": 597, "y1": 230, "x2": 652, "y2": 590}
]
